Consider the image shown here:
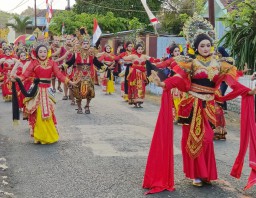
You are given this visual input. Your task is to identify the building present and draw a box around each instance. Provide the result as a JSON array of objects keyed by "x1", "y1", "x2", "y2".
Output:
[
  {"x1": 7, "y1": 7, "x2": 61, "y2": 43},
  {"x1": 202, "y1": 0, "x2": 237, "y2": 39}
]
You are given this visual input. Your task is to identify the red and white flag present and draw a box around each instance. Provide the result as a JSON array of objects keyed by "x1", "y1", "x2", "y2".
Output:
[
  {"x1": 140, "y1": 0, "x2": 159, "y2": 25},
  {"x1": 93, "y1": 18, "x2": 102, "y2": 45}
]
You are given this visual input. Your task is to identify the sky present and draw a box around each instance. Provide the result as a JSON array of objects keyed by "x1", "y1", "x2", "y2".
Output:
[{"x1": 0, "y1": 0, "x2": 76, "y2": 14}]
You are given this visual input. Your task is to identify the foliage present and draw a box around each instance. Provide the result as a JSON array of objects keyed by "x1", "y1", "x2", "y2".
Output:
[
  {"x1": 73, "y1": 0, "x2": 163, "y2": 30},
  {"x1": 159, "y1": 0, "x2": 206, "y2": 34},
  {"x1": 0, "y1": 11, "x2": 12, "y2": 28},
  {"x1": 49, "y1": 11, "x2": 144, "y2": 35},
  {"x1": 219, "y1": 0, "x2": 256, "y2": 71},
  {"x1": 6, "y1": 15, "x2": 32, "y2": 34}
]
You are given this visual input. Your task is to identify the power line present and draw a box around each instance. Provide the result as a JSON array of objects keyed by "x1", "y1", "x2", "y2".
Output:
[{"x1": 8, "y1": 0, "x2": 30, "y2": 12}]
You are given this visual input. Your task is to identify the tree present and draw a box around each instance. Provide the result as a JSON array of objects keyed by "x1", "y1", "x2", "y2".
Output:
[
  {"x1": 159, "y1": 0, "x2": 206, "y2": 34},
  {"x1": 49, "y1": 11, "x2": 144, "y2": 35},
  {"x1": 6, "y1": 15, "x2": 32, "y2": 34},
  {"x1": 219, "y1": 0, "x2": 256, "y2": 71},
  {"x1": 0, "y1": 11, "x2": 12, "y2": 28},
  {"x1": 73, "y1": 0, "x2": 163, "y2": 29}
]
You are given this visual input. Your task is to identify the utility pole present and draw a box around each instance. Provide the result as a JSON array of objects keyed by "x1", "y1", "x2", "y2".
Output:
[
  {"x1": 34, "y1": 0, "x2": 37, "y2": 28},
  {"x1": 66, "y1": 0, "x2": 71, "y2": 10},
  {"x1": 208, "y1": 0, "x2": 215, "y2": 28}
]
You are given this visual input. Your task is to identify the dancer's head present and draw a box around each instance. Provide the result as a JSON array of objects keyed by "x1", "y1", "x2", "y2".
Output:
[
  {"x1": 35, "y1": 45, "x2": 48, "y2": 60},
  {"x1": 193, "y1": 33, "x2": 213, "y2": 57},
  {"x1": 125, "y1": 41, "x2": 133, "y2": 52},
  {"x1": 104, "y1": 44, "x2": 111, "y2": 53},
  {"x1": 135, "y1": 44, "x2": 144, "y2": 55},
  {"x1": 169, "y1": 44, "x2": 180, "y2": 57},
  {"x1": 18, "y1": 51, "x2": 27, "y2": 61}
]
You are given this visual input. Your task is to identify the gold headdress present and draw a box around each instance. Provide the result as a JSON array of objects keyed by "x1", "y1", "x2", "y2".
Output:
[
  {"x1": 183, "y1": 13, "x2": 216, "y2": 49},
  {"x1": 76, "y1": 27, "x2": 91, "y2": 44},
  {"x1": 135, "y1": 38, "x2": 145, "y2": 49},
  {"x1": 32, "y1": 39, "x2": 50, "y2": 49}
]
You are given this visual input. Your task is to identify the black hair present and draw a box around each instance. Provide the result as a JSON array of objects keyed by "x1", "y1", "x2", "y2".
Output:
[
  {"x1": 135, "y1": 43, "x2": 143, "y2": 50},
  {"x1": 169, "y1": 44, "x2": 179, "y2": 55},
  {"x1": 193, "y1": 33, "x2": 213, "y2": 53},
  {"x1": 3, "y1": 47, "x2": 11, "y2": 54},
  {"x1": 18, "y1": 51, "x2": 26, "y2": 58},
  {"x1": 217, "y1": 46, "x2": 229, "y2": 57}
]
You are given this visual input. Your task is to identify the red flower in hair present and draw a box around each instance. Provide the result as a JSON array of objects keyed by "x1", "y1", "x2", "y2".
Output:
[{"x1": 166, "y1": 47, "x2": 170, "y2": 54}]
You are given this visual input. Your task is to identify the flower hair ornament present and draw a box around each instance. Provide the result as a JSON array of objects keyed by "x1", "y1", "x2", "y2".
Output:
[{"x1": 183, "y1": 13, "x2": 216, "y2": 54}]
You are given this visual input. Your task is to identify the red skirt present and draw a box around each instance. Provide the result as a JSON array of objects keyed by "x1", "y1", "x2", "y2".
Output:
[{"x1": 181, "y1": 116, "x2": 218, "y2": 181}]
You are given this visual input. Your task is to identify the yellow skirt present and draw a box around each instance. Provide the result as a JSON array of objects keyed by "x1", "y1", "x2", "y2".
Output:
[
  {"x1": 107, "y1": 79, "x2": 115, "y2": 94},
  {"x1": 33, "y1": 106, "x2": 59, "y2": 144},
  {"x1": 173, "y1": 97, "x2": 181, "y2": 120}
]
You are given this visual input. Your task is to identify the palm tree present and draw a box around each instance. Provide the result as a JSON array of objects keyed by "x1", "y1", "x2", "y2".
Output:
[
  {"x1": 6, "y1": 15, "x2": 32, "y2": 34},
  {"x1": 219, "y1": 1, "x2": 256, "y2": 72}
]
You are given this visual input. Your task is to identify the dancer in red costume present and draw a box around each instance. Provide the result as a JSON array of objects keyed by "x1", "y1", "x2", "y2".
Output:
[
  {"x1": 0, "y1": 47, "x2": 19, "y2": 101},
  {"x1": 10, "y1": 51, "x2": 31, "y2": 109},
  {"x1": 118, "y1": 41, "x2": 134, "y2": 101},
  {"x1": 11, "y1": 44, "x2": 76, "y2": 144},
  {"x1": 54, "y1": 35, "x2": 75, "y2": 103},
  {"x1": 98, "y1": 44, "x2": 119, "y2": 94},
  {"x1": 123, "y1": 43, "x2": 160, "y2": 108},
  {"x1": 143, "y1": 14, "x2": 256, "y2": 194},
  {"x1": 50, "y1": 36, "x2": 63, "y2": 93}
]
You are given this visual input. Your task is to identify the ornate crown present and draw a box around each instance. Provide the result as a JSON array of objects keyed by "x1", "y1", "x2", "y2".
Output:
[
  {"x1": 183, "y1": 13, "x2": 216, "y2": 49},
  {"x1": 76, "y1": 27, "x2": 91, "y2": 44},
  {"x1": 32, "y1": 40, "x2": 50, "y2": 49}
]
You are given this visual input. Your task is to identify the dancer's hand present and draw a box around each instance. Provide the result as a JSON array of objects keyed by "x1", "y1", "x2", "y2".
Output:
[
  {"x1": 251, "y1": 72, "x2": 256, "y2": 81},
  {"x1": 151, "y1": 70, "x2": 162, "y2": 87},
  {"x1": 243, "y1": 63, "x2": 251, "y2": 73},
  {"x1": 69, "y1": 80, "x2": 77, "y2": 87},
  {"x1": 248, "y1": 87, "x2": 256, "y2": 95}
]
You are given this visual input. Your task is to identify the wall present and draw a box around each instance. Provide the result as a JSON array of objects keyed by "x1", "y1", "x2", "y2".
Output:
[{"x1": 157, "y1": 36, "x2": 186, "y2": 58}]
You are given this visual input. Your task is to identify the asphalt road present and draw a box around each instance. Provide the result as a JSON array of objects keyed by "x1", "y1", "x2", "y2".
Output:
[{"x1": 0, "y1": 85, "x2": 255, "y2": 198}]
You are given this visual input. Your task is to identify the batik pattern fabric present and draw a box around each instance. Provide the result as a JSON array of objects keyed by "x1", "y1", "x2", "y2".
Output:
[{"x1": 21, "y1": 59, "x2": 69, "y2": 144}]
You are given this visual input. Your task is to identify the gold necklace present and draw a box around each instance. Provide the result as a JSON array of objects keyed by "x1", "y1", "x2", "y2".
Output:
[
  {"x1": 196, "y1": 55, "x2": 212, "y2": 63},
  {"x1": 38, "y1": 59, "x2": 48, "y2": 68}
]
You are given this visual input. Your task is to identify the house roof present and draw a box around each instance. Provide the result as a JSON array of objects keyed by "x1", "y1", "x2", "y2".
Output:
[
  {"x1": 219, "y1": 0, "x2": 239, "y2": 12},
  {"x1": 20, "y1": 6, "x2": 61, "y2": 18}
]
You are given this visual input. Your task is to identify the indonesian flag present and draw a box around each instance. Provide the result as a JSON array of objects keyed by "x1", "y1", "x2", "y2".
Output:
[
  {"x1": 93, "y1": 18, "x2": 102, "y2": 45},
  {"x1": 140, "y1": 0, "x2": 159, "y2": 25}
]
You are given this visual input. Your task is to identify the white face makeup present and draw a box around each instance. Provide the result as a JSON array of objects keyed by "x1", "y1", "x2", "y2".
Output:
[
  {"x1": 37, "y1": 46, "x2": 48, "y2": 60},
  {"x1": 106, "y1": 46, "x2": 111, "y2": 53},
  {"x1": 137, "y1": 46, "x2": 144, "y2": 54},
  {"x1": 198, "y1": 40, "x2": 211, "y2": 57},
  {"x1": 5, "y1": 49, "x2": 10, "y2": 56},
  {"x1": 82, "y1": 41, "x2": 90, "y2": 49},
  {"x1": 20, "y1": 53, "x2": 27, "y2": 61}
]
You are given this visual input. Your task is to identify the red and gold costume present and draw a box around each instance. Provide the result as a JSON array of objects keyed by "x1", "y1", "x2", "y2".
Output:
[
  {"x1": 98, "y1": 52, "x2": 119, "y2": 94},
  {"x1": 143, "y1": 54, "x2": 256, "y2": 194},
  {"x1": 119, "y1": 50, "x2": 133, "y2": 101},
  {"x1": 1, "y1": 56, "x2": 16, "y2": 101},
  {"x1": 72, "y1": 52, "x2": 95, "y2": 102},
  {"x1": 20, "y1": 59, "x2": 69, "y2": 144},
  {"x1": 126, "y1": 54, "x2": 160, "y2": 105}
]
